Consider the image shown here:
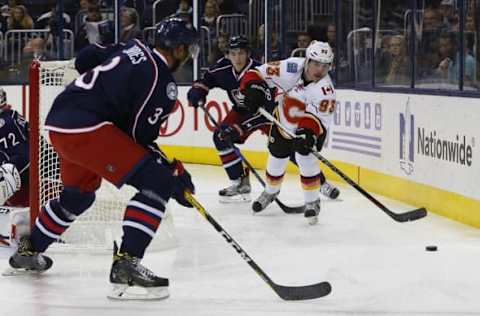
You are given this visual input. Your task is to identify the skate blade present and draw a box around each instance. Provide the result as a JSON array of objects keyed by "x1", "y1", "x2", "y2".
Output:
[
  {"x1": 307, "y1": 216, "x2": 319, "y2": 225},
  {"x1": 107, "y1": 284, "x2": 169, "y2": 301},
  {"x1": 2, "y1": 267, "x2": 45, "y2": 277},
  {"x1": 219, "y1": 193, "x2": 251, "y2": 204}
]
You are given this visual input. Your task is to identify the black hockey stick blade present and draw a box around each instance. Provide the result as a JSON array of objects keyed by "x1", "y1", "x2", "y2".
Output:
[
  {"x1": 185, "y1": 192, "x2": 332, "y2": 300},
  {"x1": 274, "y1": 198, "x2": 305, "y2": 214},
  {"x1": 389, "y1": 207, "x2": 427, "y2": 222},
  {"x1": 272, "y1": 281, "x2": 332, "y2": 300}
]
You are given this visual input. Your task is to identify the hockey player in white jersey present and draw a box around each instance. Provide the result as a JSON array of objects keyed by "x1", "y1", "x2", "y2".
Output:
[{"x1": 240, "y1": 41, "x2": 338, "y2": 224}]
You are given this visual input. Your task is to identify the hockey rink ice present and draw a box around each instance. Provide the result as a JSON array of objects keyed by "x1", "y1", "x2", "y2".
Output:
[{"x1": 1, "y1": 163, "x2": 480, "y2": 316}]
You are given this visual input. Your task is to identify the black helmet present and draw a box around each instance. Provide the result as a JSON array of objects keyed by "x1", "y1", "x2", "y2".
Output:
[
  {"x1": 227, "y1": 35, "x2": 250, "y2": 51},
  {"x1": 155, "y1": 17, "x2": 199, "y2": 57}
]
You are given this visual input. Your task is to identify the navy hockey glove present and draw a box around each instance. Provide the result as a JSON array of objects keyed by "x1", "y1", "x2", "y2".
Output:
[
  {"x1": 170, "y1": 159, "x2": 195, "y2": 208},
  {"x1": 187, "y1": 85, "x2": 208, "y2": 108},
  {"x1": 242, "y1": 80, "x2": 272, "y2": 113},
  {"x1": 294, "y1": 128, "x2": 317, "y2": 155},
  {"x1": 217, "y1": 124, "x2": 243, "y2": 143}
]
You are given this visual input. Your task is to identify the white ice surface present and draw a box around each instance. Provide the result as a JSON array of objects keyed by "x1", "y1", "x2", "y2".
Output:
[{"x1": 1, "y1": 164, "x2": 480, "y2": 316}]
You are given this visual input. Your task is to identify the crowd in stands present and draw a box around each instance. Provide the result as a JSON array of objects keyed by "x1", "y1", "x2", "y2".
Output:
[{"x1": 0, "y1": 0, "x2": 476, "y2": 90}]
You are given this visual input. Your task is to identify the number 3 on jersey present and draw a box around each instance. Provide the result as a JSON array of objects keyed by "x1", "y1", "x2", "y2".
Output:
[{"x1": 75, "y1": 56, "x2": 121, "y2": 90}]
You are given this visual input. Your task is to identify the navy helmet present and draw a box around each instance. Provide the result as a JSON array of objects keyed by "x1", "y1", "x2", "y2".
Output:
[
  {"x1": 227, "y1": 35, "x2": 250, "y2": 52},
  {"x1": 155, "y1": 17, "x2": 199, "y2": 57}
]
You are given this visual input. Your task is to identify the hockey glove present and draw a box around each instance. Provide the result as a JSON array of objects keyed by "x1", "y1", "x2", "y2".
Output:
[
  {"x1": 170, "y1": 159, "x2": 195, "y2": 208},
  {"x1": 217, "y1": 124, "x2": 243, "y2": 143},
  {"x1": 187, "y1": 85, "x2": 208, "y2": 108},
  {"x1": 294, "y1": 128, "x2": 317, "y2": 155},
  {"x1": 242, "y1": 80, "x2": 272, "y2": 113}
]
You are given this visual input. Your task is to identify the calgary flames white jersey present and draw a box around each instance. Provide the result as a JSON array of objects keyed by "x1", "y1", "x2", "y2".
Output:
[{"x1": 255, "y1": 57, "x2": 336, "y2": 138}]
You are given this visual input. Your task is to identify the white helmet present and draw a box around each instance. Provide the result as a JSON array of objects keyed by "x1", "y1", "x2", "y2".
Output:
[{"x1": 305, "y1": 40, "x2": 334, "y2": 64}]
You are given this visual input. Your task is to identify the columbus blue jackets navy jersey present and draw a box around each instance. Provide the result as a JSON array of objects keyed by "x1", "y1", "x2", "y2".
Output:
[
  {"x1": 197, "y1": 57, "x2": 261, "y2": 112},
  {"x1": 0, "y1": 109, "x2": 29, "y2": 183},
  {"x1": 45, "y1": 39, "x2": 178, "y2": 147}
]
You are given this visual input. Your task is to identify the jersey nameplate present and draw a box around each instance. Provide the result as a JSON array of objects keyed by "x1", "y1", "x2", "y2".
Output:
[{"x1": 123, "y1": 45, "x2": 147, "y2": 64}]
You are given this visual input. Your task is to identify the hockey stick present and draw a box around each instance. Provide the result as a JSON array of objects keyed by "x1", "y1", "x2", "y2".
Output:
[
  {"x1": 258, "y1": 108, "x2": 427, "y2": 223},
  {"x1": 183, "y1": 190, "x2": 332, "y2": 300},
  {"x1": 200, "y1": 105, "x2": 304, "y2": 214}
]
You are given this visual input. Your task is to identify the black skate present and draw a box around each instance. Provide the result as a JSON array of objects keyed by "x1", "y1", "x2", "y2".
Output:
[
  {"x1": 2, "y1": 236, "x2": 53, "y2": 276},
  {"x1": 320, "y1": 182, "x2": 340, "y2": 199},
  {"x1": 304, "y1": 199, "x2": 321, "y2": 225},
  {"x1": 108, "y1": 242, "x2": 169, "y2": 300},
  {"x1": 252, "y1": 190, "x2": 280, "y2": 213},
  {"x1": 219, "y1": 169, "x2": 251, "y2": 203}
]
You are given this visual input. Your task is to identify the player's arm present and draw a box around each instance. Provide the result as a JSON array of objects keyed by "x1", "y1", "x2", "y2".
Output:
[
  {"x1": 187, "y1": 64, "x2": 220, "y2": 108},
  {"x1": 239, "y1": 69, "x2": 272, "y2": 113},
  {"x1": 75, "y1": 42, "x2": 127, "y2": 74}
]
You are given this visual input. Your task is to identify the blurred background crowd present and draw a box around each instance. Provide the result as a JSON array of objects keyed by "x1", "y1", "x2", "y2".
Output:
[{"x1": 0, "y1": 0, "x2": 477, "y2": 93}]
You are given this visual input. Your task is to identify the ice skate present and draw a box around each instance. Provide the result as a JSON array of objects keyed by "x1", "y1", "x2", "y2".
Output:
[
  {"x1": 2, "y1": 236, "x2": 53, "y2": 276},
  {"x1": 108, "y1": 242, "x2": 169, "y2": 300},
  {"x1": 252, "y1": 190, "x2": 279, "y2": 213},
  {"x1": 219, "y1": 170, "x2": 251, "y2": 203},
  {"x1": 304, "y1": 199, "x2": 321, "y2": 225},
  {"x1": 320, "y1": 181, "x2": 340, "y2": 199}
]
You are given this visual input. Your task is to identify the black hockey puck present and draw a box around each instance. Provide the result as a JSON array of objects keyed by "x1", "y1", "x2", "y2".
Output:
[{"x1": 425, "y1": 245, "x2": 438, "y2": 251}]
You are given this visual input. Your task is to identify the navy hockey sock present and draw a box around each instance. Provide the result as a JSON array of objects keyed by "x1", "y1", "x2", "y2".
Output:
[
  {"x1": 30, "y1": 199, "x2": 76, "y2": 252},
  {"x1": 121, "y1": 193, "x2": 166, "y2": 258}
]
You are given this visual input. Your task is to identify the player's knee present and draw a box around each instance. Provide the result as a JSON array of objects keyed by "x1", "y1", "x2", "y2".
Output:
[
  {"x1": 127, "y1": 157, "x2": 175, "y2": 202},
  {"x1": 213, "y1": 128, "x2": 232, "y2": 151},
  {"x1": 59, "y1": 187, "x2": 96, "y2": 216}
]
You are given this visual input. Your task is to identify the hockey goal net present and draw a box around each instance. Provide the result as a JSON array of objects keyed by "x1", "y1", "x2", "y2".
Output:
[{"x1": 28, "y1": 60, "x2": 177, "y2": 252}]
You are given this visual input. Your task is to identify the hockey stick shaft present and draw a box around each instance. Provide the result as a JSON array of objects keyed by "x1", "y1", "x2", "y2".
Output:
[
  {"x1": 183, "y1": 190, "x2": 331, "y2": 300},
  {"x1": 199, "y1": 105, "x2": 304, "y2": 214},
  {"x1": 258, "y1": 108, "x2": 427, "y2": 222}
]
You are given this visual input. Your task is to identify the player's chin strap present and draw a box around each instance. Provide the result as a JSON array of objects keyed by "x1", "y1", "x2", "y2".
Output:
[
  {"x1": 159, "y1": 151, "x2": 331, "y2": 300},
  {"x1": 257, "y1": 107, "x2": 428, "y2": 223}
]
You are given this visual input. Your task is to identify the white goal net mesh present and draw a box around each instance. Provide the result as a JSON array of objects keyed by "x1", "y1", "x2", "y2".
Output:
[{"x1": 31, "y1": 60, "x2": 177, "y2": 252}]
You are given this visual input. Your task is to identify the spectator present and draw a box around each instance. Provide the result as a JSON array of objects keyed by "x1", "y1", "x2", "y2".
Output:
[
  {"x1": 35, "y1": 5, "x2": 72, "y2": 30},
  {"x1": 291, "y1": 32, "x2": 311, "y2": 57},
  {"x1": 422, "y1": 7, "x2": 445, "y2": 32},
  {"x1": 202, "y1": 0, "x2": 220, "y2": 32},
  {"x1": 176, "y1": 0, "x2": 192, "y2": 15},
  {"x1": 208, "y1": 31, "x2": 228, "y2": 64},
  {"x1": 7, "y1": 5, "x2": 33, "y2": 29},
  {"x1": 377, "y1": 35, "x2": 410, "y2": 85},
  {"x1": 439, "y1": 0, "x2": 457, "y2": 29},
  {"x1": 75, "y1": 5, "x2": 113, "y2": 50},
  {"x1": 22, "y1": 37, "x2": 52, "y2": 61},
  {"x1": 253, "y1": 24, "x2": 280, "y2": 62},
  {"x1": 119, "y1": 6, "x2": 142, "y2": 42},
  {"x1": 326, "y1": 23, "x2": 336, "y2": 47},
  {"x1": 434, "y1": 32, "x2": 476, "y2": 86}
]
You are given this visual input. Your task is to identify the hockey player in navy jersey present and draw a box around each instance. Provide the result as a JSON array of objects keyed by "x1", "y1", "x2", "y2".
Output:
[
  {"x1": 187, "y1": 36, "x2": 271, "y2": 202},
  {"x1": 0, "y1": 88, "x2": 28, "y2": 207},
  {"x1": 6, "y1": 18, "x2": 199, "y2": 300}
]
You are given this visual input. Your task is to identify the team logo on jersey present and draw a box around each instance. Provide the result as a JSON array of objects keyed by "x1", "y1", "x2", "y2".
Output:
[
  {"x1": 286, "y1": 62, "x2": 298, "y2": 73},
  {"x1": 0, "y1": 119, "x2": 5, "y2": 128},
  {"x1": 166, "y1": 82, "x2": 178, "y2": 101}
]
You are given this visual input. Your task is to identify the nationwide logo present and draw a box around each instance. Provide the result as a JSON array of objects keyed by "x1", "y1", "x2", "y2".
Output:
[
  {"x1": 399, "y1": 98, "x2": 474, "y2": 175},
  {"x1": 399, "y1": 98, "x2": 414, "y2": 175}
]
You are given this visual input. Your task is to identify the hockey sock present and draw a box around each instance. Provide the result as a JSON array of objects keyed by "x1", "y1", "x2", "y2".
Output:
[
  {"x1": 218, "y1": 147, "x2": 244, "y2": 180},
  {"x1": 296, "y1": 152, "x2": 321, "y2": 203},
  {"x1": 121, "y1": 193, "x2": 166, "y2": 258},
  {"x1": 265, "y1": 154, "x2": 289, "y2": 194},
  {"x1": 31, "y1": 199, "x2": 76, "y2": 252}
]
